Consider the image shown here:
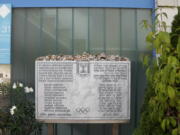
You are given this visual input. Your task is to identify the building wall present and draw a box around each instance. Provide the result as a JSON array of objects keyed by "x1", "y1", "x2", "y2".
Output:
[
  {"x1": 0, "y1": 65, "x2": 10, "y2": 83},
  {"x1": 11, "y1": 8, "x2": 152, "y2": 135},
  {"x1": 157, "y1": 0, "x2": 179, "y2": 32}
]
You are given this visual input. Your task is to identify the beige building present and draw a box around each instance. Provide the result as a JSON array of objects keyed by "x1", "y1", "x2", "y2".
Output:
[
  {"x1": 0, "y1": 65, "x2": 10, "y2": 83},
  {"x1": 157, "y1": 0, "x2": 179, "y2": 31}
]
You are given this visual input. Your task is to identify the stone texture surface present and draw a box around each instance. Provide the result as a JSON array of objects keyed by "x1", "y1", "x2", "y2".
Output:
[
  {"x1": 36, "y1": 52, "x2": 129, "y2": 61},
  {"x1": 35, "y1": 59, "x2": 131, "y2": 123}
]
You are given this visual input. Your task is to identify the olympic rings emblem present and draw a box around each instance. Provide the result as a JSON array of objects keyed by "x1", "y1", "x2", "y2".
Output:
[{"x1": 75, "y1": 107, "x2": 90, "y2": 114}]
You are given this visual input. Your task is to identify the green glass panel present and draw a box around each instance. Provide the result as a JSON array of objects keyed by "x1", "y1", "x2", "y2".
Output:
[
  {"x1": 11, "y1": 8, "x2": 152, "y2": 135},
  {"x1": 25, "y1": 8, "x2": 41, "y2": 86},
  {"x1": 120, "y1": 8, "x2": 137, "y2": 85},
  {"x1": 41, "y1": 8, "x2": 57, "y2": 55},
  {"x1": 57, "y1": 124, "x2": 72, "y2": 135},
  {"x1": 105, "y1": 8, "x2": 120, "y2": 55},
  {"x1": 137, "y1": 9, "x2": 152, "y2": 51},
  {"x1": 73, "y1": 124, "x2": 88, "y2": 135},
  {"x1": 136, "y1": 9, "x2": 152, "y2": 122},
  {"x1": 121, "y1": 9, "x2": 136, "y2": 51},
  {"x1": 12, "y1": 8, "x2": 26, "y2": 82},
  {"x1": 74, "y1": 8, "x2": 88, "y2": 55},
  {"x1": 89, "y1": 8, "x2": 105, "y2": 54},
  {"x1": 120, "y1": 9, "x2": 137, "y2": 135},
  {"x1": 89, "y1": 124, "x2": 104, "y2": 135},
  {"x1": 57, "y1": 8, "x2": 73, "y2": 55}
]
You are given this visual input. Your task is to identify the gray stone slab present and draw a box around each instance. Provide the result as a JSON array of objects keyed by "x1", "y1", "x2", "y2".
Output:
[{"x1": 35, "y1": 61, "x2": 131, "y2": 123}]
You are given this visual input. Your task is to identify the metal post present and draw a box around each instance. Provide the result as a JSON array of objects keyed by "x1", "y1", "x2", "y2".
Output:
[
  {"x1": 112, "y1": 124, "x2": 119, "y2": 135},
  {"x1": 48, "y1": 124, "x2": 54, "y2": 135}
]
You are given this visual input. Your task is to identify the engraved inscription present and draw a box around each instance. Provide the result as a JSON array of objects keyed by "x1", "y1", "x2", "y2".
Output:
[{"x1": 36, "y1": 61, "x2": 130, "y2": 122}]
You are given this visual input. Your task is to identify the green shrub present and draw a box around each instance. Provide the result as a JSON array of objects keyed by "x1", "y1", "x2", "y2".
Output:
[
  {"x1": 134, "y1": 9, "x2": 180, "y2": 135},
  {"x1": 171, "y1": 8, "x2": 180, "y2": 47},
  {"x1": 0, "y1": 83, "x2": 41, "y2": 135}
]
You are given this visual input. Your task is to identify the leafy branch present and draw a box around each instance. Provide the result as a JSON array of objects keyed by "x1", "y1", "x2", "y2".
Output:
[{"x1": 134, "y1": 8, "x2": 180, "y2": 135}]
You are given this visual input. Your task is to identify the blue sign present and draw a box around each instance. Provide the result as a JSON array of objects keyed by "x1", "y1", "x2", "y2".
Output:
[
  {"x1": 0, "y1": 4, "x2": 11, "y2": 64},
  {"x1": 0, "y1": 0, "x2": 154, "y2": 9}
]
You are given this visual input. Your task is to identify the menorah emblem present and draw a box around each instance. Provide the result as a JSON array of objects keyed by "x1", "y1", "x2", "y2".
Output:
[{"x1": 77, "y1": 62, "x2": 90, "y2": 76}]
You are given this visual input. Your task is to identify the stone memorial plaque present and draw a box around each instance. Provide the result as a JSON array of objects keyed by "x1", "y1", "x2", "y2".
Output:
[{"x1": 35, "y1": 61, "x2": 130, "y2": 123}]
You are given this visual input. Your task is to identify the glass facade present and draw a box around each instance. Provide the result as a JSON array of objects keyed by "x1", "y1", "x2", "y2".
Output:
[{"x1": 12, "y1": 8, "x2": 152, "y2": 135}]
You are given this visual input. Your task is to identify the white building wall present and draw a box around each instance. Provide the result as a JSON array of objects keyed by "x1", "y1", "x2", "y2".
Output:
[
  {"x1": 158, "y1": 0, "x2": 180, "y2": 6},
  {"x1": 0, "y1": 65, "x2": 10, "y2": 83},
  {"x1": 157, "y1": 0, "x2": 179, "y2": 32}
]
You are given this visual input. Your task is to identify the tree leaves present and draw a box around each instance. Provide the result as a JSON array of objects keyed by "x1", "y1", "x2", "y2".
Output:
[
  {"x1": 177, "y1": 38, "x2": 180, "y2": 58},
  {"x1": 172, "y1": 128, "x2": 178, "y2": 135},
  {"x1": 161, "y1": 119, "x2": 166, "y2": 131},
  {"x1": 167, "y1": 86, "x2": 175, "y2": 99},
  {"x1": 158, "y1": 32, "x2": 171, "y2": 44},
  {"x1": 170, "y1": 117, "x2": 176, "y2": 127},
  {"x1": 168, "y1": 56, "x2": 179, "y2": 66},
  {"x1": 146, "y1": 32, "x2": 154, "y2": 43},
  {"x1": 143, "y1": 55, "x2": 150, "y2": 67},
  {"x1": 140, "y1": 19, "x2": 151, "y2": 30},
  {"x1": 135, "y1": 9, "x2": 180, "y2": 135}
]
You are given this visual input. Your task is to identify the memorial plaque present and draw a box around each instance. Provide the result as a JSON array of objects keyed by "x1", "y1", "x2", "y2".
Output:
[{"x1": 35, "y1": 61, "x2": 130, "y2": 123}]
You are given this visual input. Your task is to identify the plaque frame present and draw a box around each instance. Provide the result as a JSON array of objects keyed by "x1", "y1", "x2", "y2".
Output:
[{"x1": 35, "y1": 61, "x2": 131, "y2": 124}]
